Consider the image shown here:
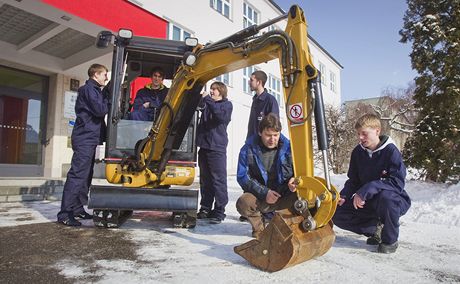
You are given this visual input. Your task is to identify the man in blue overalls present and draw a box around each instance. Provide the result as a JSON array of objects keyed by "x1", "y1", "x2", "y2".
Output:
[
  {"x1": 57, "y1": 64, "x2": 109, "y2": 226},
  {"x1": 129, "y1": 67, "x2": 168, "y2": 121},
  {"x1": 246, "y1": 70, "x2": 279, "y2": 139}
]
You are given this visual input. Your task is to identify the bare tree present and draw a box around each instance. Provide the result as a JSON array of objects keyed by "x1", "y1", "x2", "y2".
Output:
[
  {"x1": 370, "y1": 84, "x2": 417, "y2": 135},
  {"x1": 313, "y1": 104, "x2": 357, "y2": 174}
]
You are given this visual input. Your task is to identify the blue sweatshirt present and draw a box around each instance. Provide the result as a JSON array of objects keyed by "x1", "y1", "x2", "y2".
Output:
[
  {"x1": 72, "y1": 79, "x2": 109, "y2": 146},
  {"x1": 341, "y1": 136, "x2": 411, "y2": 208},
  {"x1": 196, "y1": 95, "x2": 233, "y2": 152}
]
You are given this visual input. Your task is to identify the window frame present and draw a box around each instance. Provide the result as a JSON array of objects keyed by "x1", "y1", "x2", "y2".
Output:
[
  {"x1": 210, "y1": 0, "x2": 231, "y2": 19},
  {"x1": 215, "y1": 72, "x2": 232, "y2": 86},
  {"x1": 243, "y1": 2, "x2": 259, "y2": 28},
  {"x1": 329, "y1": 71, "x2": 336, "y2": 93},
  {"x1": 267, "y1": 74, "x2": 283, "y2": 108},
  {"x1": 318, "y1": 61, "x2": 327, "y2": 86},
  {"x1": 167, "y1": 22, "x2": 192, "y2": 41}
]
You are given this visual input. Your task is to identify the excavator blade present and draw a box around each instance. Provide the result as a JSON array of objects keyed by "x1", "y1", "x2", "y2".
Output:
[
  {"x1": 234, "y1": 210, "x2": 335, "y2": 272},
  {"x1": 88, "y1": 185, "x2": 198, "y2": 228}
]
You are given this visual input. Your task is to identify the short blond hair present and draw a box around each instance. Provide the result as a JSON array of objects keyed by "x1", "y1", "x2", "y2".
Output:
[{"x1": 355, "y1": 113, "x2": 381, "y2": 129}]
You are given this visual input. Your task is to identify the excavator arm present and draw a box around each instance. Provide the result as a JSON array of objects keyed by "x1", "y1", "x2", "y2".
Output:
[{"x1": 143, "y1": 5, "x2": 338, "y2": 270}]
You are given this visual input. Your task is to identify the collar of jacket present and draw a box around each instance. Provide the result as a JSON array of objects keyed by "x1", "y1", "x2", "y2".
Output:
[
  {"x1": 253, "y1": 88, "x2": 269, "y2": 101},
  {"x1": 87, "y1": 78, "x2": 103, "y2": 88},
  {"x1": 359, "y1": 135, "x2": 394, "y2": 158},
  {"x1": 145, "y1": 83, "x2": 165, "y2": 90}
]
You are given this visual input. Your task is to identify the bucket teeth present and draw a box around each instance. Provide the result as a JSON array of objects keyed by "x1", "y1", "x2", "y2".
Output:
[{"x1": 234, "y1": 211, "x2": 335, "y2": 272}]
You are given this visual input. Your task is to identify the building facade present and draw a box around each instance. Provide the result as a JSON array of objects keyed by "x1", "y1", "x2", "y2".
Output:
[{"x1": 0, "y1": 0, "x2": 341, "y2": 177}]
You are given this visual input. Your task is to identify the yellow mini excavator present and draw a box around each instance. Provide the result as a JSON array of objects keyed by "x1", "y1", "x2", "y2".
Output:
[{"x1": 89, "y1": 5, "x2": 338, "y2": 272}]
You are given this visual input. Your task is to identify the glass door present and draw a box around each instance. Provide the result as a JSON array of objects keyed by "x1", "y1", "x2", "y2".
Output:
[{"x1": 0, "y1": 65, "x2": 48, "y2": 176}]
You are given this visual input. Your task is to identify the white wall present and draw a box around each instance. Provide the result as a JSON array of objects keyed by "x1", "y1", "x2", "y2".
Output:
[{"x1": 132, "y1": 0, "x2": 342, "y2": 174}]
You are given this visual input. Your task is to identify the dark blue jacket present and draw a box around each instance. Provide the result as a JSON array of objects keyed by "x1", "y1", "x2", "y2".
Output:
[
  {"x1": 341, "y1": 136, "x2": 411, "y2": 207},
  {"x1": 237, "y1": 134, "x2": 293, "y2": 200},
  {"x1": 196, "y1": 95, "x2": 233, "y2": 152},
  {"x1": 71, "y1": 79, "x2": 109, "y2": 146},
  {"x1": 246, "y1": 89, "x2": 279, "y2": 139},
  {"x1": 130, "y1": 84, "x2": 168, "y2": 121}
]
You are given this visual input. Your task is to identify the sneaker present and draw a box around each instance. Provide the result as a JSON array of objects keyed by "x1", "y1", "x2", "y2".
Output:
[
  {"x1": 239, "y1": 215, "x2": 248, "y2": 222},
  {"x1": 366, "y1": 222, "x2": 383, "y2": 245},
  {"x1": 377, "y1": 241, "x2": 398, "y2": 253},
  {"x1": 197, "y1": 209, "x2": 210, "y2": 219},
  {"x1": 208, "y1": 217, "x2": 223, "y2": 224},
  {"x1": 75, "y1": 211, "x2": 93, "y2": 220},
  {"x1": 58, "y1": 217, "x2": 82, "y2": 227}
]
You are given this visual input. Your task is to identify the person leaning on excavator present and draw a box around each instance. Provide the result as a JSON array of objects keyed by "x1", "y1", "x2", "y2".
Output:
[
  {"x1": 332, "y1": 113, "x2": 411, "y2": 253},
  {"x1": 57, "y1": 63, "x2": 109, "y2": 226},
  {"x1": 129, "y1": 66, "x2": 168, "y2": 121},
  {"x1": 236, "y1": 113, "x2": 297, "y2": 239}
]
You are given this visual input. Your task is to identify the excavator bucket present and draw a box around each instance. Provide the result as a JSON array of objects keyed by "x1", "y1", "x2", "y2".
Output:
[{"x1": 234, "y1": 210, "x2": 335, "y2": 272}]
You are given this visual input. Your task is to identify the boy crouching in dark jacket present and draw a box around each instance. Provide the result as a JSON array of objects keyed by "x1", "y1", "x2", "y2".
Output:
[{"x1": 333, "y1": 113, "x2": 411, "y2": 253}]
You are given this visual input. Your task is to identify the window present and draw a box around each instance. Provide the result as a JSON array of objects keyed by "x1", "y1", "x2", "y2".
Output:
[
  {"x1": 167, "y1": 23, "x2": 191, "y2": 41},
  {"x1": 243, "y1": 66, "x2": 259, "y2": 94},
  {"x1": 268, "y1": 74, "x2": 282, "y2": 108},
  {"x1": 215, "y1": 73, "x2": 231, "y2": 86},
  {"x1": 318, "y1": 61, "x2": 326, "y2": 86},
  {"x1": 243, "y1": 2, "x2": 259, "y2": 28},
  {"x1": 210, "y1": 0, "x2": 231, "y2": 19},
  {"x1": 329, "y1": 71, "x2": 336, "y2": 93},
  {"x1": 267, "y1": 24, "x2": 279, "y2": 32}
]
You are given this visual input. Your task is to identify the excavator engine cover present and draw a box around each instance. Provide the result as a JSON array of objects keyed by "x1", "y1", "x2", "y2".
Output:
[{"x1": 234, "y1": 210, "x2": 335, "y2": 272}]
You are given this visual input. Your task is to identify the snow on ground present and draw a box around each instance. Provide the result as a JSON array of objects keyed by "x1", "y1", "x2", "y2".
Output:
[{"x1": 1, "y1": 175, "x2": 460, "y2": 283}]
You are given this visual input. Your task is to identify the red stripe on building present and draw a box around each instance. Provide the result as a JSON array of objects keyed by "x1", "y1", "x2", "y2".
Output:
[{"x1": 41, "y1": 0, "x2": 167, "y2": 38}]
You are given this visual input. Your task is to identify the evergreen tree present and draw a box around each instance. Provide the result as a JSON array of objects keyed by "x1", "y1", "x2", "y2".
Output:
[{"x1": 400, "y1": 0, "x2": 460, "y2": 182}]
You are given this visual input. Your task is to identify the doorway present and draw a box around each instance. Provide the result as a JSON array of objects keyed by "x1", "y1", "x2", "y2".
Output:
[{"x1": 0, "y1": 65, "x2": 48, "y2": 176}]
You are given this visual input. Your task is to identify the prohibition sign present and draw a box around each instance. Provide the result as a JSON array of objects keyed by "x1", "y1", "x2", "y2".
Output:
[{"x1": 289, "y1": 103, "x2": 303, "y2": 121}]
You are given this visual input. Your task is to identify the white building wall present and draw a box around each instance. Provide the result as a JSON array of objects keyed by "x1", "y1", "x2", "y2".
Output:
[{"x1": 134, "y1": 0, "x2": 342, "y2": 174}]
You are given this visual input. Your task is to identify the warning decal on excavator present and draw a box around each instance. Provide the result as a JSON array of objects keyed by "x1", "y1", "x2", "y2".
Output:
[{"x1": 288, "y1": 103, "x2": 304, "y2": 124}]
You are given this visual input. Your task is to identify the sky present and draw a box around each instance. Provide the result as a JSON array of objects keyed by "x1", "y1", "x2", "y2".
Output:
[{"x1": 275, "y1": 0, "x2": 417, "y2": 102}]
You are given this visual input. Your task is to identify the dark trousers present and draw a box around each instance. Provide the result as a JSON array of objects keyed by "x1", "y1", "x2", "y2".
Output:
[
  {"x1": 57, "y1": 144, "x2": 96, "y2": 221},
  {"x1": 332, "y1": 190, "x2": 410, "y2": 244},
  {"x1": 236, "y1": 191, "x2": 297, "y2": 233},
  {"x1": 198, "y1": 148, "x2": 228, "y2": 219}
]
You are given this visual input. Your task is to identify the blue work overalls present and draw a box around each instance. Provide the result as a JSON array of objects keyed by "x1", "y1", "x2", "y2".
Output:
[
  {"x1": 57, "y1": 79, "x2": 109, "y2": 221},
  {"x1": 332, "y1": 137, "x2": 411, "y2": 244},
  {"x1": 196, "y1": 95, "x2": 233, "y2": 220}
]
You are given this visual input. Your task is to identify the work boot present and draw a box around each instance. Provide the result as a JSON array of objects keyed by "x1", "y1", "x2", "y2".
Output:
[
  {"x1": 252, "y1": 230, "x2": 262, "y2": 239},
  {"x1": 377, "y1": 241, "x2": 398, "y2": 253},
  {"x1": 58, "y1": 216, "x2": 82, "y2": 227},
  {"x1": 239, "y1": 215, "x2": 248, "y2": 222},
  {"x1": 208, "y1": 217, "x2": 223, "y2": 224},
  {"x1": 366, "y1": 222, "x2": 383, "y2": 245},
  {"x1": 75, "y1": 211, "x2": 93, "y2": 220},
  {"x1": 197, "y1": 208, "x2": 210, "y2": 219}
]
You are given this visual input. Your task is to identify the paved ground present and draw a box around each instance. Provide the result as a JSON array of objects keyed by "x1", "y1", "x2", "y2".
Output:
[{"x1": 0, "y1": 219, "x2": 138, "y2": 284}]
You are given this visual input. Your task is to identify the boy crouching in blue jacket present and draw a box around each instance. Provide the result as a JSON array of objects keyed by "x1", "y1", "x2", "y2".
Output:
[{"x1": 332, "y1": 114, "x2": 411, "y2": 253}]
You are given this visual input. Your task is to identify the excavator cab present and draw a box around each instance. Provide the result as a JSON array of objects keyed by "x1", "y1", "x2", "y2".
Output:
[{"x1": 88, "y1": 33, "x2": 200, "y2": 228}]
